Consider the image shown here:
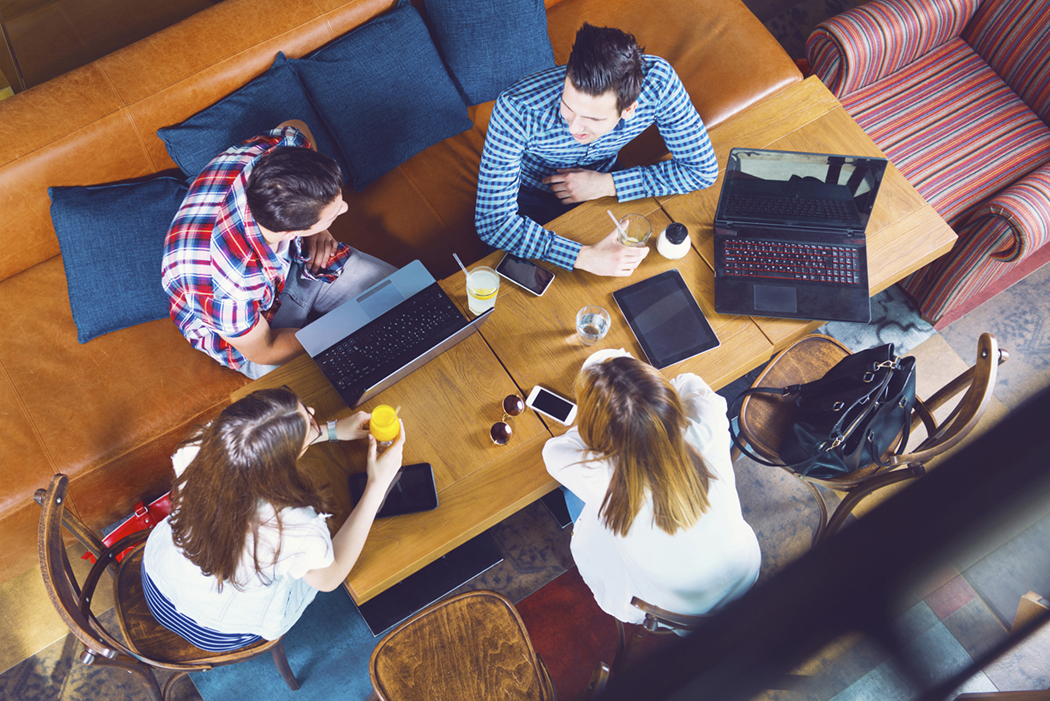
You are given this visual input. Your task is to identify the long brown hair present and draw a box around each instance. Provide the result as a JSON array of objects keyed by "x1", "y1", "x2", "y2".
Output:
[
  {"x1": 168, "y1": 388, "x2": 328, "y2": 590},
  {"x1": 575, "y1": 356, "x2": 714, "y2": 537}
]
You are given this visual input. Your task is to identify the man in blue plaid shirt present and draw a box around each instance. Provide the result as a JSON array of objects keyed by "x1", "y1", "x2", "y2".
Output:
[{"x1": 475, "y1": 24, "x2": 718, "y2": 277}]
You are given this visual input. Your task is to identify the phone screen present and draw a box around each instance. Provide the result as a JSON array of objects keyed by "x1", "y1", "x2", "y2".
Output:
[
  {"x1": 530, "y1": 389, "x2": 575, "y2": 422},
  {"x1": 495, "y1": 253, "x2": 555, "y2": 296},
  {"x1": 348, "y1": 463, "x2": 438, "y2": 517}
]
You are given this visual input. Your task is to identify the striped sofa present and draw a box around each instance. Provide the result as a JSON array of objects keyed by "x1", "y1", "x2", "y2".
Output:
[{"x1": 807, "y1": 0, "x2": 1050, "y2": 322}]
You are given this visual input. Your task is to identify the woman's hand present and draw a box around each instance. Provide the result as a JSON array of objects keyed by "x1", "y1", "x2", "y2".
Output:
[
  {"x1": 302, "y1": 420, "x2": 407, "y2": 593},
  {"x1": 366, "y1": 420, "x2": 406, "y2": 491},
  {"x1": 336, "y1": 411, "x2": 371, "y2": 442}
]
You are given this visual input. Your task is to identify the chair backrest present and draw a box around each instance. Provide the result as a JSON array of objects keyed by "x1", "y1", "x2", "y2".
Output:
[
  {"x1": 37, "y1": 473, "x2": 139, "y2": 664},
  {"x1": 369, "y1": 590, "x2": 554, "y2": 701},
  {"x1": 631, "y1": 597, "x2": 710, "y2": 634},
  {"x1": 892, "y1": 332, "x2": 1005, "y2": 466},
  {"x1": 963, "y1": 0, "x2": 1050, "y2": 122}
]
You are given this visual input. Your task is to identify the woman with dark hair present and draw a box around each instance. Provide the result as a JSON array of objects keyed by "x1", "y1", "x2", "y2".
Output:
[
  {"x1": 142, "y1": 387, "x2": 405, "y2": 651},
  {"x1": 543, "y1": 350, "x2": 760, "y2": 623}
]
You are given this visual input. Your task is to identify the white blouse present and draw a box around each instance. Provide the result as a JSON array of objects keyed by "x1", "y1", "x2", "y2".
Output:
[
  {"x1": 543, "y1": 370, "x2": 761, "y2": 624},
  {"x1": 143, "y1": 444, "x2": 334, "y2": 640}
]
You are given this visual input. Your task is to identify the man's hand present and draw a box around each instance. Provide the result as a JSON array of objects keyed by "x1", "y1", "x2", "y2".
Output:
[
  {"x1": 574, "y1": 230, "x2": 649, "y2": 277},
  {"x1": 542, "y1": 168, "x2": 616, "y2": 203},
  {"x1": 303, "y1": 229, "x2": 339, "y2": 274}
]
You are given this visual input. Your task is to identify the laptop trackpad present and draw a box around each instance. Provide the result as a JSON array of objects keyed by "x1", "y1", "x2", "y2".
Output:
[{"x1": 754, "y1": 285, "x2": 798, "y2": 313}]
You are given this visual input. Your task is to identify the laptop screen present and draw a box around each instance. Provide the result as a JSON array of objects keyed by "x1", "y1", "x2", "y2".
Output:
[{"x1": 716, "y1": 148, "x2": 888, "y2": 232}]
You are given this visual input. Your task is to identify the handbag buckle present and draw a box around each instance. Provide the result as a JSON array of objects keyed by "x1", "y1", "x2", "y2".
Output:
[
  {"x1": 832, "y1": 401, "x2": 844, "y2": 411},
  {"x1": 863, "y1": 371, "x2": 875, "y2": 383}
]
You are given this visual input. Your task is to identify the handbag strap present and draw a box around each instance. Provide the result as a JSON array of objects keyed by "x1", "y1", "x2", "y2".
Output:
[
  {"x1": 728, "y1": 357, "x2": 904, "y2": 472},
  {"x1": 728, "y1": 386, "x2": 818, "y2": 471}
]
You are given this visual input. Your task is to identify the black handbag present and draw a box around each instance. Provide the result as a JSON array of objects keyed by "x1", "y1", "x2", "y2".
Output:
[{"x1": 731, "y1": 343, "x2": 917, "y2": 479}]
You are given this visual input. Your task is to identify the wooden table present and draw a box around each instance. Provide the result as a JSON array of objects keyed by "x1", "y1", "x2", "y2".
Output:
[
  {"x1": 232, "y1": 76, "x2": 956, "y2": 604},
  {"x1": 231, "y1": 312, "x2": 553, "y2": 603}
]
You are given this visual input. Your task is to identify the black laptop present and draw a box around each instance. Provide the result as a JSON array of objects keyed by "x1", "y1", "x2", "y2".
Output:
[{"x1": 713, "y1": 148, "x2": 888, "y2": 323}]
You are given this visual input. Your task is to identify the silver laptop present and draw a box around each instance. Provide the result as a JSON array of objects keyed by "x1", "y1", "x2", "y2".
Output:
[{"x1": 297, "y1": 260, "x2": 492, "y2": 408}]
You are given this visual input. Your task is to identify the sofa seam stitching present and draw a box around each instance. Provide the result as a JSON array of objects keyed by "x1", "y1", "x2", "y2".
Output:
[
  {"x1": 398, "y1": 164, "x2": 462, "y2": 235},
  {"x1": 0, "y1": 355, "x2": 59, "y2": 476},
  {"x1": 3, "y1": 11, "x2": 340, "y2": 168}
]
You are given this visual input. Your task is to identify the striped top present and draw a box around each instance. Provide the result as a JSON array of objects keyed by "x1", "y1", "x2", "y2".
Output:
[
  {"x1": 475, "y1": 57, "x2": 717, "y2": 270},
  {"x1": 143, "y1": 444, "x2": 335, "y2": 640}
]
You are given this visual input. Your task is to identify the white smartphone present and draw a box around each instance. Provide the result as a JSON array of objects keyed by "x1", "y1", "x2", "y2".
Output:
[
  {"x1": 495, "y1": 253, "x2": 555, "y2": 296},
  {"x1": 526, "y1": 385, "x2": 577, "y2": 426}
]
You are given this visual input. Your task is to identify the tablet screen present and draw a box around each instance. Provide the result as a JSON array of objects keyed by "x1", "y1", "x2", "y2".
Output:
[{"x1": 612, "y1": 270, "x2": 720, "y2": 369}]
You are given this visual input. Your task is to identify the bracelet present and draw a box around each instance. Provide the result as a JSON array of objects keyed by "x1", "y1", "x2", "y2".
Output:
[{"x1": 327, "y1": 420, "x2": 339, "y2": 443}]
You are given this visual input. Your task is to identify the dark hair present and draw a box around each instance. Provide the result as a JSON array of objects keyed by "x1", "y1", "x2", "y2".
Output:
[
  {"x1": 566, "y1": 23, "x2": 645, "y2": 114},
  {"x1": 168, "y1": 387, "x2": 329, "y2": 590},
  {"x1": 245, "y1": 147, "x2": 343, "y2": 232}
]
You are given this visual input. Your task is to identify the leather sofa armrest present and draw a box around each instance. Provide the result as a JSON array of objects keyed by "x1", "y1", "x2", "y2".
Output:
[
  {"x1": 806, "y1": 0, "x2": 978, "y2": 97},
  {"x1": 965, "y1": 164, "x2": 1050, "y2": 264}
]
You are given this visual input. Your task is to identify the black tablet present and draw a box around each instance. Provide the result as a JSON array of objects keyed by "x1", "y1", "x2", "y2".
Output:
[
  {"x1": 348, "y1": 463, "x2": 438, "y2": 517},
  {"x1": 611, "y1": 269, "x2": 720, "y2": 369}
]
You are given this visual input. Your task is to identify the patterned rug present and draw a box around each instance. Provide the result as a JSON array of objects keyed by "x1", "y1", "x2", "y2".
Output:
[
  {"x1": 191, "y1": 588, "x2": 378, "y2": 701},
  {"x1": 817, "y1": 284, "x2": 937, "y2": 354}
]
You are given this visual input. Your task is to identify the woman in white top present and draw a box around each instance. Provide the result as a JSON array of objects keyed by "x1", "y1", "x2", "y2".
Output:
[
  {"x1": 142, "y1": 387, "x2": 404, "y2": 651},
  {"x1": 543, "y1": 350, "x2": 761, "y2": 624}
]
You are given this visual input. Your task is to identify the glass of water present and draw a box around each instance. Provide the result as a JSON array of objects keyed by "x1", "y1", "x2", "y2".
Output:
[
  {"x1": 576, "y1": 306, "x2": 611, "y2": 345},
  {"x1": 615, "y1": 213, "x2": 652, "y2": 247}
]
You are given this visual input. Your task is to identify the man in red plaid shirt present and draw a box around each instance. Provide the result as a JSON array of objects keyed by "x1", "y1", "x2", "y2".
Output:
[{"x1": 162, "y1": 120, "x2": 394, "y2": 378}]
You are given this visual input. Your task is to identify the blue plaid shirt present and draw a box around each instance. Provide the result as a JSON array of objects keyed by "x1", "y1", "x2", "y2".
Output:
[{"x1": 475, "y1": 57, "x2": 718, "y2": 270}]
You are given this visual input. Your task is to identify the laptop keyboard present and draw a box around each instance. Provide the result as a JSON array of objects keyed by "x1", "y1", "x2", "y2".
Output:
[
  {"x1": 727, "y1": 195, "x2": 854, "y2": 220},
  {"x1": 316, "y1": 285, "x2": 465, "y2": 390},
  {"x1": 723, "y1": 239, "x2": 862, "y2": 285}
]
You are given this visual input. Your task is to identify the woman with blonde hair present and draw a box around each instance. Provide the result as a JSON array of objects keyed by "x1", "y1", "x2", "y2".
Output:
[
  {"x1": 543, "y1": 350, "x2": 760, "y2": 623},
  {"x1": 142, "y1": 387, "x2": 405, "y2": 651}
]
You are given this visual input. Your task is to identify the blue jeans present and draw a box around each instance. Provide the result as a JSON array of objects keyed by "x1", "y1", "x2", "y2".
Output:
[
  {"x1": 241, "y1": 249, "x2": 396, "y2": 379},
  {"x1": 560, "y1": 485, "x2": 585, "y2": 525}
]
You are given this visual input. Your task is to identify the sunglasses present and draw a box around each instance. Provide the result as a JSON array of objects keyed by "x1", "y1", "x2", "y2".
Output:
[{"x1": 490, "y1": 395, "x2": 525, "y2": 445}]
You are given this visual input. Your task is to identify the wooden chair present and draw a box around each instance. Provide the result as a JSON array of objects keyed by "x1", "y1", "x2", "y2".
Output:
[
  {"x1": 369, "y1": 590, "x2": 584, "y2": 700},
  {"x1": 735, "y1": 333, "x2": 1006, "y2": 545},
  {"x1": 36, "y1": 473, "x2": 299, "y2": 701},
  {"x1": 610, "y1": 597, "x2": 709, "y2": 676}
]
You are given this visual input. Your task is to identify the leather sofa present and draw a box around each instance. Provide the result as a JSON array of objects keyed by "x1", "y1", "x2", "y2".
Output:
[
  {"x1": 0, "y1": 0, "x2": 801, "y2": 582},
  {"x1": 807, "y1": 0, "x2": 1050, "y2": 323}
]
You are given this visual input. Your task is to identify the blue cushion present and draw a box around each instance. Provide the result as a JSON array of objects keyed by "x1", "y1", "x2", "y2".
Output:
[
  {"x1": 158, "y1": 53, "x2": 350, "y2": 181},
  {"x1": 423, "y1": 0, "x2": 555, "y2": 106},
  {"x1": 293, "y1": 0, "x2": 472, "y2": 191},
  {"x1": 48, "y1": 174, "x2": 188, "y2": 344}
]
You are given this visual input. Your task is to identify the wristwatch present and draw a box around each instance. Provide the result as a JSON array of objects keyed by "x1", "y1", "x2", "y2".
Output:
[{"x1": 327, "y1": 420, "x2": 339, "y2": 442}]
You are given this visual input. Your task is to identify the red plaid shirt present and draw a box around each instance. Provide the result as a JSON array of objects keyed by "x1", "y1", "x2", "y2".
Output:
[{"x1": 161, "y1": 127, "x2": 351, "y2": 370}]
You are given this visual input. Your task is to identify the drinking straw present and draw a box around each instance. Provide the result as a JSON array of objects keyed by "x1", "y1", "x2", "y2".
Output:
[
  {"x1": 607, "y1": 209, "x2": 627, "y2": 239},
  {"x1": 452, "y1": 253, "x2": 470, "y2": 278}
]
